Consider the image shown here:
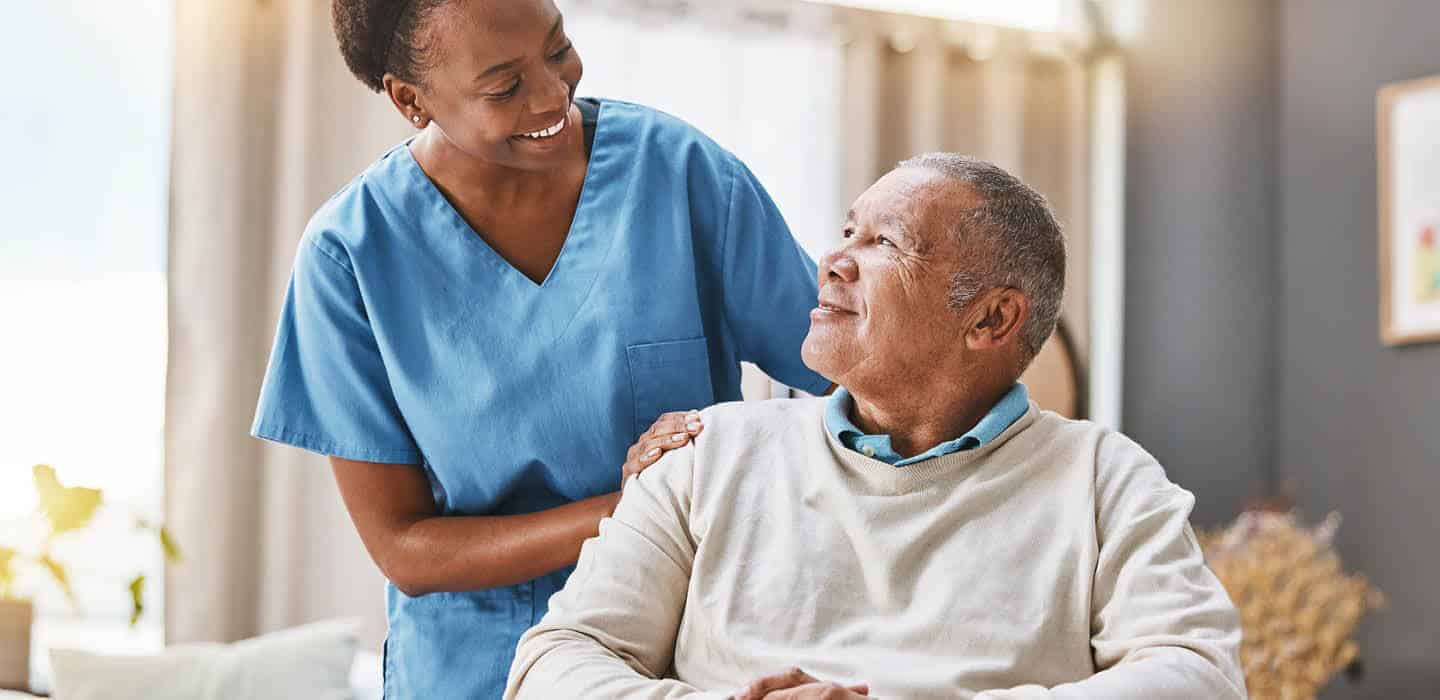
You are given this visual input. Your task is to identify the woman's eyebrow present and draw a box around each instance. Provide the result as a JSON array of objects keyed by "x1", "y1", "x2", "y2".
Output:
[
  {"x1": 473, "y1": 16, "x2": 564, "y2": 82},
  {"x1": 474, "y1": 58, "x2": 523, "y2": 82}
]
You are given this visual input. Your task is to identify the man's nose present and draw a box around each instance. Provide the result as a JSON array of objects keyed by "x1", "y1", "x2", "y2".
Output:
[{"x1": 820, "y1": 249, "x2": 859, "y2": 283}]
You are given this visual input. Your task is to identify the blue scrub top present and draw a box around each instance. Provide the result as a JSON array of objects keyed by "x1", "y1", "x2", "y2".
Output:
[{"x1": 251, "y1": 99, "x2": 830, "y2": 699}]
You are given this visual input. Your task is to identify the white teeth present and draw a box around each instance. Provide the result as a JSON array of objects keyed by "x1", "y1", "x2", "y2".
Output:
[{"x1": 520, "y1": 117, "x2": 567, "y2": 139}]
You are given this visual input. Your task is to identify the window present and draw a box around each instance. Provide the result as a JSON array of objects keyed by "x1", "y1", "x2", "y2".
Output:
[
  {"x1": 0, "y1": 0, "x2": 173, "y2": 674},
  {"x1": 800, "y1": 0, "x2": 1078, "y2": 32}
]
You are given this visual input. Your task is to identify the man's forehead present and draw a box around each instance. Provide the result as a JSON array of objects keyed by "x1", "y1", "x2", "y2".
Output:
[
  {"x1": 849, "y1": 170, "x2": 976, "y2": 236},
  {"x1": 845, "y1": 206, "x2": 914, "y2": 236}
]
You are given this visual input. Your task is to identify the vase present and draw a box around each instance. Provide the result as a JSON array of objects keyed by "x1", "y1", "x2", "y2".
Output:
[{"x1": 0, "y1": 599, "x2": 32, "y2": 691}]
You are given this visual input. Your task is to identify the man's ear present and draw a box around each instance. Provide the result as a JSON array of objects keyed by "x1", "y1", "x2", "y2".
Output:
[{"x1": 963, "y1": 288, "x2": 1029, "y2": 351}]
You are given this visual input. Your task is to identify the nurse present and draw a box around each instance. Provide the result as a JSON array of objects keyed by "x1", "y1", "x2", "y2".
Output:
[{"x1": 252, "y1": 0, "x2": 829, "y2": 697}]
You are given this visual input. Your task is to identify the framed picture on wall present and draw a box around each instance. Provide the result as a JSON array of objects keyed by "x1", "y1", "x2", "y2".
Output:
[{"x1": 1378, "y1": 74, "x2": 1440, "y2": 346}]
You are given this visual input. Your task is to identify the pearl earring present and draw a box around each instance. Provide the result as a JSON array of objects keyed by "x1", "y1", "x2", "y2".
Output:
[{"x1": 413, "y1": 115, "x2": 422, "y2": 124}]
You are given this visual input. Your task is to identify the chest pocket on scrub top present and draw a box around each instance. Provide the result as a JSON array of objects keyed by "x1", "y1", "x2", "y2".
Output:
[{"x1": 626, "y1": 337, "x2": 716, "y2": 439}]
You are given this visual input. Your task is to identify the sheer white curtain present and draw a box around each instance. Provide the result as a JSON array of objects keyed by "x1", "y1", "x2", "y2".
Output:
[
  {"x1": 563, "y1": 0, "x2": 846, "y2": 258},
  {"x1": 167, "y1": 0, "x2": 406, "y2": 650},
  {"x1": 166, "y1": 0, "x2": 1093, "y2": 651},
  {"x1": 562, "y1": 0, "x2": 850, "y2": 398}
]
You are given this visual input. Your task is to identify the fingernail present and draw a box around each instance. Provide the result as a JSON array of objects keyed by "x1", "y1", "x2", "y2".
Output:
[
  {"x1": 671, "y1": 433, "x2": 686, "y2": 443},
  {"x1": 687, "y1": 421, "x2": 702, "y2": 432},
  {"x1": 646, "y1": 448, "x2": 660, "y2": 457}
]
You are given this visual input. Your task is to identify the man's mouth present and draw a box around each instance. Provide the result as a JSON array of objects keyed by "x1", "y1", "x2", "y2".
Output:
[{"x1": 516, "y1": 116, "x2": 567, "y2": 140}]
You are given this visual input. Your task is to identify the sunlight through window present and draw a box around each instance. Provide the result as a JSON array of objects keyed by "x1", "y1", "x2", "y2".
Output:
[
  {"x1": 0, "y1": 0, "x2": 173, "y2": 676},
  {"x1": 800, "y1": 0, "x2": 1072, "y2": 32}
]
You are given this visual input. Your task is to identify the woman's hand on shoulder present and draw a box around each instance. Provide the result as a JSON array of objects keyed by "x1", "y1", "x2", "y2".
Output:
[{"x1": 621, "y1": 410, "x2": 703, "y2": 483}]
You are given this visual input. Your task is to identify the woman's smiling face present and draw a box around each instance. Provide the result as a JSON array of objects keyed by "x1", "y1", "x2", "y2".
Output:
[{"x1": 399, "y1": 0, "x2": 585, "y2": 171}]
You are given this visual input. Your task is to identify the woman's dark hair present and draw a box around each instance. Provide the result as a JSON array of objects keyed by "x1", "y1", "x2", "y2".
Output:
[{"x1": 332, "y1": 0, "x2": 450, "y2": 93}]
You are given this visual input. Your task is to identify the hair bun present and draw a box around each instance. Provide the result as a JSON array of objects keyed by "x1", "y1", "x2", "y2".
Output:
[
  {"x1": 333, "y1": 0, "x2": 425, "y2": 93},
  {"x1": 332, "y1": 0, "x2": 388, "y2": 92}
]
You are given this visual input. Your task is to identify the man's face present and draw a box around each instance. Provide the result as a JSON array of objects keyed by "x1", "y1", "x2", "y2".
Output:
[{"x1": 802, "y1": 168, "x2": 975, "y2": 389}]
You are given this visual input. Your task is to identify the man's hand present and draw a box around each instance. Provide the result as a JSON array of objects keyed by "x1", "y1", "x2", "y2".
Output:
[{"x1": 731, "y1": 668, "x2": 872, "y2": 700}]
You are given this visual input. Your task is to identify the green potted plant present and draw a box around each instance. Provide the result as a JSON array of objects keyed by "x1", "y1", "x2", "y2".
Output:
[{"x1": 0, "y1": 465, "x2": 179, "y2": 691}]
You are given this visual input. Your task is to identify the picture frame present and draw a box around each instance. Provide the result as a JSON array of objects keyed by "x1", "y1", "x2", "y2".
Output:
[{"x1": 1377, "y1": 74, "x2": 1440, "y2": 346}]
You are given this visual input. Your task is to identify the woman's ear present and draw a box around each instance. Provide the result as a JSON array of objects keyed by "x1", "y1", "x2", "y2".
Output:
[{"x1": 384, "y1": 75, "x2": 428, "y2": 128}]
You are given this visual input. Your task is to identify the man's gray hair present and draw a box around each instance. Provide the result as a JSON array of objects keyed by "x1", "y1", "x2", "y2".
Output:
[{"x1": 899, "y1": 153, "x2": 1066, "y2": 361}]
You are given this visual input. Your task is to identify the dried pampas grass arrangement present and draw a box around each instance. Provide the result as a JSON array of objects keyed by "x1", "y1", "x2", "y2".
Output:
[{"x1": 1200, "y1": 511, "x2": 1385, "y2": 700}]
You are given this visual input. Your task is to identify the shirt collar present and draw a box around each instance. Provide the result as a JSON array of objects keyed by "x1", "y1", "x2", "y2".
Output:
[{"x1": 824, "y1": 383, "x2": 1031, "y2": 466}]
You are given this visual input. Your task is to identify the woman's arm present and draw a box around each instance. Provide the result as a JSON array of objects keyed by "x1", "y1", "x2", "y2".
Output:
[
  {"x1": 331, "y1": 455, "x2": 618, "y2": 595},
  {"x1": 331, "y1": 411, "x2": 703, "y2": 596},
  {"x1": 715, "y1": 157, "x2": 832, "y2": 397}
]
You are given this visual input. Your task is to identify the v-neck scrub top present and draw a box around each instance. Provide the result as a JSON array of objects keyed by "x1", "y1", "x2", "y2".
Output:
[{"x1": 251, "y1": 99, "x2": 830, "y2": 699}]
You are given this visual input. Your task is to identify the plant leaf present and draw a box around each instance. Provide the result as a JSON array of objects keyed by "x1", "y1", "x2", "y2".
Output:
[
  {"x1": 128, "y1": 575, "x2": 145, "y2": 626},
  {"x1": 158, "y1": 527, "x2": 182, "y2": 563},
  {"x1": 38, "y1": 553, "x2": 78, "y2": 608},
  {"x1": 33, "y1": 464, "x2": 103, "y2": 537}
]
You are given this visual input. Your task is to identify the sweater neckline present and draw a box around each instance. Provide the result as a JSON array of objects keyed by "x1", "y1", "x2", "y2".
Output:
[{"x1": 817, "y1": 402, "x2": 1040, "y2": 495}]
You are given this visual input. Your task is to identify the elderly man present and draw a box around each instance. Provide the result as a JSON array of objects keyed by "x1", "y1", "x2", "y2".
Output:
[{"x1": 504, "y1": 155, "x2": 1246, "y2": 699}]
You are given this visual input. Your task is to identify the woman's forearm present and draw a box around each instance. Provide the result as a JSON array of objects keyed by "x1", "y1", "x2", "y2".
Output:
[
  {"x1": 331, "y1": 456, "x2": 626, "y2": 596},
  {"x1": 387, "y1": 491, "x2": 622, "y2": 595}
]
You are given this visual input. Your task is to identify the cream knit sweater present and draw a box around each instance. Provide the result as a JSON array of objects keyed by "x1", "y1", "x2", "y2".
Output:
[{"x1": 506, "y1": 398, "x2": 1246, "y2": 699}]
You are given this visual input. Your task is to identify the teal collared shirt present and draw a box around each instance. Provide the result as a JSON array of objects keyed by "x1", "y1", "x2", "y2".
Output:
[{"x1": 825, "y1": 384, "x2": 1030, "y2": 467}]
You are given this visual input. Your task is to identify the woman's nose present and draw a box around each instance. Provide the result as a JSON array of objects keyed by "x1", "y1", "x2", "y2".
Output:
[{"x1": 534, "y1": 69, "x2": 571, "y2": 114}]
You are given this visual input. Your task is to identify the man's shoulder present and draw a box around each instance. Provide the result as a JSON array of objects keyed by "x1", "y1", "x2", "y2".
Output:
[
  {"x1": 1011, "y1": 412, "x2": 1193, "y2": 534},
  {"x1": 697, "y1": 396, "x2": 825, "y2": 435},
  {"x1": 1018, "y1": 410, "x2": 1177, "y2": 489},
  {"x1": 1025, "y1": 407, "x2": 1108, "y2": 439},
  {"x1": 1009, "y1": 407, "x2": 1113, "y2": 460},
  {"x1": 688, "y1": 397, "x2": 825, "y2": 482}
]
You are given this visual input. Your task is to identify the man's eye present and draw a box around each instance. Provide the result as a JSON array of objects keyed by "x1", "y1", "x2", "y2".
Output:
[
  {"x1": 878, "y1": 236, "x2": 895, "y2": 247},
  {"x1": 842, "y1": 228, "x2": 855, "y2": 239},
  {"x1": 548, "y1": 43, "x2": 574, "y2": 62}
]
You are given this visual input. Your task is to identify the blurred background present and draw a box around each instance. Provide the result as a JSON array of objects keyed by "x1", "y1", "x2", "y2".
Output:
[{"x1": 1, "y1": 0, "x2": 1437, "y2": 697}]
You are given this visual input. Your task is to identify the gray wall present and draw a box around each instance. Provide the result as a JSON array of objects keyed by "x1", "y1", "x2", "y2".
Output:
[
  {"x1": 1123, "y1": 0, "x2": 1278, "y2": 527},
  {"x1": 1278, "y1": 0, "x2": 1440, "y2": 695},
  {"x1": 1126, "y1": 0, "x2": 1440, "y2": 696}
]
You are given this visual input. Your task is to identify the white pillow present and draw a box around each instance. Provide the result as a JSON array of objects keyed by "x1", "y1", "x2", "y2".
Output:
[
  {"x1": 49, "y1": 619, "x2": 360, "y2": 700},
  {"x1": 349, "y1": 650, "x2": 382, "y2": 700}
]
